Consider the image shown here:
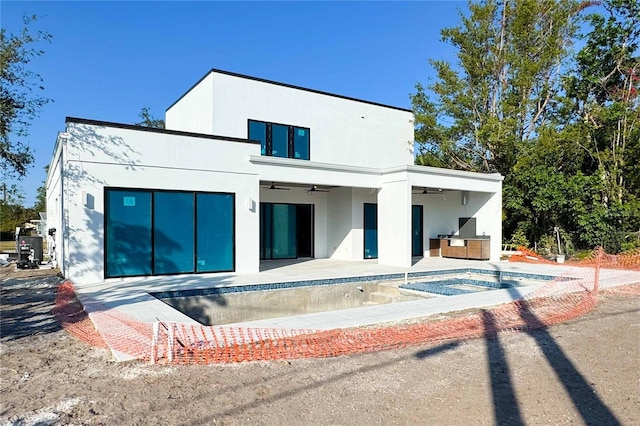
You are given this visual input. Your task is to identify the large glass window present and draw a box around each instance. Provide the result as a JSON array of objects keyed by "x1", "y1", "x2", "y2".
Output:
[
  {"x1": 248, "y1": 119, "x2": 310, "y2": 160},
  {"x1": 271, "y1": 124, "x2": 289, "y2": 158},
  {"x1": 293, "y1": 127, "x2": 310, "y2": 160},
  {"x1": 249, "y1": 120, "x2": 267, "y2": 155},
  {"x1": 363, "y1": 203, "x2": 378, "y2": 259},
  {"x1": 196, "y1": 193, "x2": 234, "y2": 272},
  {"x1": 154, "y1": 192, "x2": 194, "y2": 274},
  {"x1": 105, "y1": 190, "x2": 152, "y2": 277},
  {"x1": 105, "y1": 189, "x2": 234, "y2": 278}
]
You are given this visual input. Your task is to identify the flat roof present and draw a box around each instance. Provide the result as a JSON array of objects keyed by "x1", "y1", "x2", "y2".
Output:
[
  {"x1": 65, "y1": 117, "x2": 260, "y2": 145},
  {"x1": 166, "y1": 68, "x2": 414, "y2": 113}
]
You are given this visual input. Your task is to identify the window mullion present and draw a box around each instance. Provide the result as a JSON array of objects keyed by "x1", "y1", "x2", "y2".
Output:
[
  {"x1": 288, "y1": 126, "x2": 294, "y2": 159},
  {"x1": 266, "y1": 123, "x2": 272, "y2": 156}
]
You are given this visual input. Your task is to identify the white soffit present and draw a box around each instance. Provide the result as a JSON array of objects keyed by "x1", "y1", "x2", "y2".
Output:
[{"x1": 250, "y1": 155, "x2": 502, "y2": 193}]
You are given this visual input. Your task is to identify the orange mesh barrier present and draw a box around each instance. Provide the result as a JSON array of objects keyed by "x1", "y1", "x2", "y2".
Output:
[
  {"x1": 509, "y1": 246, "x2": 640, "y2": 271},
  {"x1": 52, "y1": 281, "x2": 108, "y2": 349},
  {"x1": 53, "y1": 247, "x2": 640, "y2": 364},
  {"x1": 508, "y1": 246, "x2": 558, "y2": 265}
]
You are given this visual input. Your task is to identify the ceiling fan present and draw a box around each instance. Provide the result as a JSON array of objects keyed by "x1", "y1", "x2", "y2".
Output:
[
  {"x1": 412, "y1": 187, "x2": 444, "y2": 195},
  {"x1": 262, "y1": 182, "x2": 290, "y2": 191},
  {"x1": 306, "y1": 185, "x2": 330, "y2": 193}
]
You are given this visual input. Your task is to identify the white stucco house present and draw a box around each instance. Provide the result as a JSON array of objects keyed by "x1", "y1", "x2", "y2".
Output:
[{"x1": 46, "y1": 69, "x2": 503, "y2": 286}]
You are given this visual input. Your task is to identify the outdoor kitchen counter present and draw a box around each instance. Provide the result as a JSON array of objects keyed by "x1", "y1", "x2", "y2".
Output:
[{"x1": 431, "y1": 237, "x2": 491, "y2": 260}]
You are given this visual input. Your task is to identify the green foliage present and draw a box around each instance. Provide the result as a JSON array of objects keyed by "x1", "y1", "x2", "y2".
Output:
[
  {"x1": 0, "y1": 15, "x2": 52, "y2": 178},
  {"x1": 414, "y1": 0, "x2": 640, "y2": 254},
  {"x1": 537, "y1": 234, "x2": 557, "y2": 256},
  {"x1": 562, "y1": 0, "x2": 640, "y2": 252},
  {"x1": 411, "y1": 0, "x2": 579, "y2": 175},
  {"x1": 0, "y1": 184, "x2": 38, "y2": 238},
  {"x1": 33, "y1": 164, "x2": 48, "y2": 212},
  {"x1": 135, "y1": 107, "x2": 165, "y2": 129},
  {"x1": 621, "y1": 231, "x2": 640, "y2": 252},
  {"x1": 509, "y1": 226, "x2": 530, "y2": 248}
]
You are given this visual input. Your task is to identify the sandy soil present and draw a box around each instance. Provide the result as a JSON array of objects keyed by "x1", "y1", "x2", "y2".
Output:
[{"x1": 1, "y1": 267, "x2": 639, "y2": 425}]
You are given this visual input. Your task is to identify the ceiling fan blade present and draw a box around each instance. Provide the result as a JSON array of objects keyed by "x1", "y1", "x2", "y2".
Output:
[
  {"x1": 308, "y1": 185, "x2": 330, "y2": 193},
  {"x1": 263, "y1": 182, "x2": 290, "y2": 190},
  {"x1": 413, "y1": 188, "x2": 444, "y2": 194}
]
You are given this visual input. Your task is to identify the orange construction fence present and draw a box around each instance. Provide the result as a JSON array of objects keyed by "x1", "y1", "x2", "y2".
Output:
[{"x1": 53, "y1": 247, "x2": 640, "y2": 364}]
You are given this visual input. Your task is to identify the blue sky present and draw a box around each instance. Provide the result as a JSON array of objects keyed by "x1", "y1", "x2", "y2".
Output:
[{"x1": 2, "y1": 1, "x2": 466, "y2": 206}]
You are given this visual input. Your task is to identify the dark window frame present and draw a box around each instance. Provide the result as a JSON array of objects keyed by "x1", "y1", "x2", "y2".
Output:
[
  {"x1": 104, "y1": 187, "x2": 235, "y2": 279},
  {"x1": 248, "y1": 119, "x2": 310, "y2": 160}
]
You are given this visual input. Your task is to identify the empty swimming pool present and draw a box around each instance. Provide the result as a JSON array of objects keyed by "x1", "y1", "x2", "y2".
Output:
[{"x1": 151, "y1": 268, "x2": 566, "y2": 326}]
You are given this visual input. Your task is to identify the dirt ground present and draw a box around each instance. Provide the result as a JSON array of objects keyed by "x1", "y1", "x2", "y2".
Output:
[{"x1": 1, "y1": 267, "x2": 638, "y2": 426}]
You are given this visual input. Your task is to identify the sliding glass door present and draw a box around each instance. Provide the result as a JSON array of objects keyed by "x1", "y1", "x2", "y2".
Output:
[
  {"x1": 196, "y1": 193, "x2": 234, "y2": 272},
  {"x1": 105, "y1": 188, "x2": 234, "y2": 278},
  {"x1": 105, "y1": 190, "x2": 152, "y2": 277},
  {"x1": 153, "y1": 192, "x2": 194, "y2": 274},
  {"x1": 260, "y1": 203, "x2": 313, "y2": 260},
  {"x1": 271, "y1": 204, "x2": 297, "y2": 259}
]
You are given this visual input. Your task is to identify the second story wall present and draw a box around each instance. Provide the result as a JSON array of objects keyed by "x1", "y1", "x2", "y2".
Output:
[
  {"x1": 166, "y1": 73, "x2": 215, "y2": 135},
  {"x1": 166, "y1": 70, "x2": 415, "y2": 169}
]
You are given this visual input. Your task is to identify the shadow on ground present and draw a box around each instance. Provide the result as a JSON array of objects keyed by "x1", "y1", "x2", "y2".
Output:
[
  {"x1": 480, "y1": 289, "x2": 621, "y2": 426},
  {"x1": 0, "y1": 271, "x2": 64, "y2": 342}
]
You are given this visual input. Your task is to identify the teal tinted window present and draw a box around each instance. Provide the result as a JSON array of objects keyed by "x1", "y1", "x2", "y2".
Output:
[
  {"x1": 105, "y1": 189, "x2": 235, "y2": 277},
  {"x1": 293, "y1": 127, "x2": 309, "y2": 160},
  {"x1": 363, "y1": 203, "x2": 378, "y2": 259},
  {"x1": 249, "y1": 119, "x2": 309, "y2": 160},
  {"x1": 260, "y1": 203, "x2": 273, "y2": 259},
  {"x1": 412, "y1": 205, "x2": 423, "y2": 257},
  {"x1": 154, "y1": 192, "x2": 194, "y2": 274},
  {"x1": 105, "y1": 190, "x2": 152, "y2": 277},
  {"x1": 260, "y1": 203, "x2": 312, "y2": 260},
  {"x1": 249, "y1": 120, "x2": 267, "y2": 155},
  {"x1": 196, "y1": 193, "x2": 234, "y2": 272},
  {"x1": 271, "y1": 204, "x2": 297, "y2": 259},
  {"x1": 271, "y1": 124, "x2": 288, "y2": 158}
]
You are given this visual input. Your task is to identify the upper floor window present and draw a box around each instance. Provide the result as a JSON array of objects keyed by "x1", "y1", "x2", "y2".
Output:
[{"x1": 248, "y1": 119, "x2": 310, "y2": 160}]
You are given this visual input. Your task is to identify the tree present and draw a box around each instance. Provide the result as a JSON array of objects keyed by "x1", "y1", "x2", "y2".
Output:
[
  {"x1": 411, "y1": 0, "x2": 639, "y2": 253},
  {"x1": 0, "y1": 185, "x2": 37, "y2": 240},
  {"x1": 0, "y1": 15, "x2": 52, "y2": 178},
  {"x1": 135, "y1": 107, "x2": 165, "y2": 128},
  {"x1": 562, "y1": 0, "x2": 640, "y2": 251},
  {"x1": 411, "y1": 0, "x2": 595, "y2": 252},
  {"x1": 411, "y1": 0, "x2": 582, "y2": 175},
  {"x1": 33, "y1": 164, "x2": 48, "y2": 212}
]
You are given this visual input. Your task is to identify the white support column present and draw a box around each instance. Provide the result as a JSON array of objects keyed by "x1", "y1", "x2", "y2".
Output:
[
  {"x1": 486, "y1": 190, "x2": 503, "y2": 262},
  {"x1": 377, "y1": 178, "x2": 412, "y2": 267}
]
